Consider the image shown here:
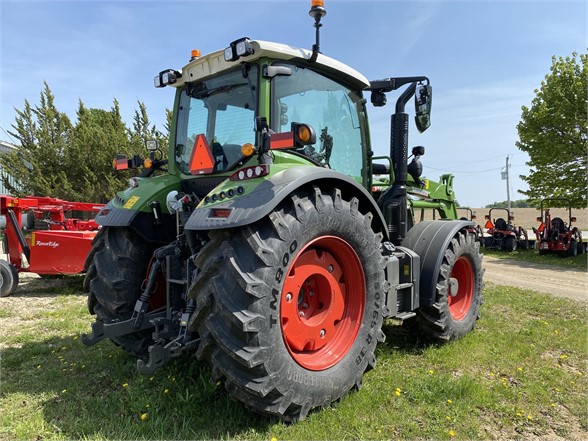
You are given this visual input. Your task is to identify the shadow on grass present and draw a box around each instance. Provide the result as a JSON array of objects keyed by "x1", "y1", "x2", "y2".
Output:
[
  {"x1": 1, "y1": 334, "x2": 273, "y2": 439},
  {"x1": 379, "y1": 319, "x2": 437, "y2": 356}
]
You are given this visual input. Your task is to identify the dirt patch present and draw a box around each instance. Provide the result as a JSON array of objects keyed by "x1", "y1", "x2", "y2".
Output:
[{"x1": 483, "y1": 255, "x2": 588, "y2": 302}]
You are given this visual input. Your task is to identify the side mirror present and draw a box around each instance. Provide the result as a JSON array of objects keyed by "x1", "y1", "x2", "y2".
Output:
[
  {"x1": 536, "y1": 217, "x2": 542, "y2": 222},
  {"x1": 414, "y1": 83, "x2": 432, "y2": 133},
  {"x1": 484, "y1": 215, "x2": 490, "y2": 220},
  {"x1": 571, "y1": 216, "x2": 577, "y2": 223}
]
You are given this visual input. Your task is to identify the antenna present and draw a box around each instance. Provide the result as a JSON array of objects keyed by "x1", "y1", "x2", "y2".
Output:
[{"x1": 309, "y1": 0, "x2": 327, "y2": 63}]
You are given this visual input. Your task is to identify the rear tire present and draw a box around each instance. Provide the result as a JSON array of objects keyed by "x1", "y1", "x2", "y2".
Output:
[
  {"x1": 188, "y1": 187, "x2": 386, "y2": 421},
  {"x1": 505, "y1": 236, "x2": 517, "y2": 252},
  {"x1": 84, "y1": 227, "x2": 155, "y2": 358},
  {"x1": 567, "y1": 240, "x2": 578, "y2": 257},
  {"x1": 415, "y1": 232, "x2": 484, "y2": 341},
  {"x1": 484, "y1": 236, "x2": 493, "y2": 248}
]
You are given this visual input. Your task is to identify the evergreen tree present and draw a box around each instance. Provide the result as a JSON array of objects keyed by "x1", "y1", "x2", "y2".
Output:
[{"x1": 0, "y1": 83, "x2": 170, "y2": 202}]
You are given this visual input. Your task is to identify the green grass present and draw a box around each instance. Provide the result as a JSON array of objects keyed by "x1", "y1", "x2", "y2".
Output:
[
  {"x1": 483, "y1": 247, "x2": 588, "y2": 270},
  {"x1": 0, "y1": 278, "x2": 586, "y2": 440}
]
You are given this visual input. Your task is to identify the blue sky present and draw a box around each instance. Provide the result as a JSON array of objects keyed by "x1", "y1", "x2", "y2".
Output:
[{"x1": 0, "y1": 0, "x2": 585, "y2": 207}]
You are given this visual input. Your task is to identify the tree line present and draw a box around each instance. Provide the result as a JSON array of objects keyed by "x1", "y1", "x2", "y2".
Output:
[{"x1": 0, "y1": 82, "x2": 170, "y2": 203}]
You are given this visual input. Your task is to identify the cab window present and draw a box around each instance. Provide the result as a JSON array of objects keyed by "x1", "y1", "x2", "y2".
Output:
[{"x1": 272, "y1": 63, "x2": 364, "y2": 180}]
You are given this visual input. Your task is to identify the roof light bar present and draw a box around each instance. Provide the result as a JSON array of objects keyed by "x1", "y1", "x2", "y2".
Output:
[
  {"x1": 154, "y1": 69, "x2": 182, "y2": 88},
  {"x1": 224, "y1": 37, "x2": 254, "y2": 62}
]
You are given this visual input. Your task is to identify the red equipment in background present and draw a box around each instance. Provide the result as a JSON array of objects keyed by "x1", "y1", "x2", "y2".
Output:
[
  {"x1": 0, "y1": 195, "x2": 104, "y2": 296},
  {"x1": 483, "y1": 207, "x2": 531, "y2": 251},
  {"x1": 533, "y1": 198, "x2": 584, "y2": 257}
]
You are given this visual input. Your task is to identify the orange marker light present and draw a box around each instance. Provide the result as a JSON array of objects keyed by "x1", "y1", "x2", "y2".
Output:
[
  {"x1": 144, "y1": 158, "x2": 153, "y2": 169},
  {"x1": 312, "y1": 0, "x2": 324, "y2": 7},
  {"x1": 297, "y1": 125, "x2": 312, "y2": 143},
  {"x1": 241, "y1": 143, "x2": 255, "y2": 156},
  {"x1": 191, "y1": 49, "x2": 201, "y2": 60}
]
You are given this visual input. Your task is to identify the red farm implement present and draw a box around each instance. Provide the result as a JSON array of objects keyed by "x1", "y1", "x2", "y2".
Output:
[
  {"x1": 483, "y1": 207, "x2": 531, "y2": 251},
  {"x1": 533, "y1": 198, "x2": 584, "y2": 257},
  {"x1": 0, "y1": 195, "x2": 104, "y2": 296},
  {"x1": 457, "y1": 207, "x2": 484, "y2": 242}
]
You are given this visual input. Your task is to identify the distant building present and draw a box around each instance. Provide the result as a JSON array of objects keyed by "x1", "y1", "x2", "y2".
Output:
[{"x1": 0, "y1": 140, "x2": 19, "y2": 195}]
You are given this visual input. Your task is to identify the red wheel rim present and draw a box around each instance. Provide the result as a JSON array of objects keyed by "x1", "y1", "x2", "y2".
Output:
[
  {"x1": 280, "y1": 236, "x2": 365, "y2": 371},
  {"x1": 447, "y1": 256, "x2": 474, "y2": 321}
]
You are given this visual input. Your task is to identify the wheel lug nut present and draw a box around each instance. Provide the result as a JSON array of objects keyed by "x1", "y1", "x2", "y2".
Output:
[
  {"x1": 299, "y1": 311, "x2": 305, "y2": 317},
  {"x1": 285, "y1": 293, "x2": 292, "y2": 302},
  {"x1": 320, "y1": 329, "x2": 326, "y2": 338},
  {"x1": 328, "y1": 265, "x2": 333, "y2": 273},
  {"x1": 305, "y1": 280, "x2": 312, "y2": 286},
  {"x1": 302, "y1": 303, "x2": 309, "y2": 309},
  {"x1": 309, "y1": 291, "x2": 315, "y2": 297}
]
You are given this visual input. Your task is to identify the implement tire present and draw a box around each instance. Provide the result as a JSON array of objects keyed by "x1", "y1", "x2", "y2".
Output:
[
  {"x1": 415, "y1": 231, "x2": 484, "y2": 341},
  {"x1": 84, "y1": 227, "x2": 155, "y2": 358},
  {"x1": 0, "y1": 260, "x2": 19, "y2": 297},
  {"x1": 188, "y1": 187, "x2": 386, "y2": 421}
]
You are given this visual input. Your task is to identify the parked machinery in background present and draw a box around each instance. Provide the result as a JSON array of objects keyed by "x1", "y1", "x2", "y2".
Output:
[
  {"x1": 0, "y1": 195, "x2": 103, "y2": 296},
  {"x1": 534, "y1": 198, "x2": 584, "y2": 257},
  {"x1": 483, "y1": 207, "x2": 530, "y2": 251}
]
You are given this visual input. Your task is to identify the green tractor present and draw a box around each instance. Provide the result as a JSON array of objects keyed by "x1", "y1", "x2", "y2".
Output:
[{"x1": 82, "y1": 1, "x2": 484, "y2": 421}]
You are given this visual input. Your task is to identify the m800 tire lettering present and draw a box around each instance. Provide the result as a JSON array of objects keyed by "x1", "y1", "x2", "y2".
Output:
[{"x1": 82, "y1": 1, "x2": 485, "y2": 422}]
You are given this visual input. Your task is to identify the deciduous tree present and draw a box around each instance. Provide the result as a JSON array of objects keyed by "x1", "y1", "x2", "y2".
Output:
[{"x1": 517, "y1": 51, "x2": 587, "y2": 208}]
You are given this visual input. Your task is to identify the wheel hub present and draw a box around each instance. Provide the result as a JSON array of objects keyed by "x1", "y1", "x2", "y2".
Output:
[
  {"x1": 280, "y1": 236, "x2": 365, "y2": 371},
  {"x1": 447, "y1": 256, "x2": 474, "y2": 321}
]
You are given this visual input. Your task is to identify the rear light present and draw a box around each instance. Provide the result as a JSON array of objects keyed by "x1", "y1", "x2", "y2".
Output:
[
  {"x1": 229, "y1": 165, "x2": 269, "y2": 181},
  {"x1": 211, "y1": 208, "x2": 232, "y2": 218}
]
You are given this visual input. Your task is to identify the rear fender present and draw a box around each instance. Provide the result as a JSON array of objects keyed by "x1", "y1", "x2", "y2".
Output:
[
  {"x1": 401, "y1": 219, "x2": 474, "y2": 307},
  {"x1": 184, "y1": 166, "x2": 388, "y2": 238}
]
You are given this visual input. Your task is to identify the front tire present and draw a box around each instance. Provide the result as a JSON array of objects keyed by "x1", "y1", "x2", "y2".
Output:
[
  {"x1": 84, "y1": 227, "x2": 155, "y2": 358},
  {"x1": 415, "y1": 232, "x2": 484, "y2": 341},
  {"x1": 188, "y1": 187, "x2": 386, "y2": 421}
]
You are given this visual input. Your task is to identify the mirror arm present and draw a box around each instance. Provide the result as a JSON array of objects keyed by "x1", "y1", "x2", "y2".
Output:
[{"x1": 395, "y1": 83, "x2": 417, "y2": 114}]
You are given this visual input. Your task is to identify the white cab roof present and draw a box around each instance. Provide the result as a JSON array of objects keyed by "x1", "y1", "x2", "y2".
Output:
[{"x1": 176, "y1": 39, "x2": 370, "y2": 90}]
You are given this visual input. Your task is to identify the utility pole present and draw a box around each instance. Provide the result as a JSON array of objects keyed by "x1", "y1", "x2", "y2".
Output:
[{"x1": 505, "y1": 156, "x2": 511, "y2": 212}]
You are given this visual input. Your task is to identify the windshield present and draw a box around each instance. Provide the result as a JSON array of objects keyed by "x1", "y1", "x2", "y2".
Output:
[{"x1": 175, "y1": 66, "x2": 258, "y2": 174}]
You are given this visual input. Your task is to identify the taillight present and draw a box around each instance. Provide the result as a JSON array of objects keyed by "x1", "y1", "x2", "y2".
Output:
[{"x1": 229, "y1": 164, "x2": 270, "y2": 181}]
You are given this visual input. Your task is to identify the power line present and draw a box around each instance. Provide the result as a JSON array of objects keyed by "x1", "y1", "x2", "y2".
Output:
[
  {"x1": 0, "y1": 126, "x2": 16, "y2": 144},
  {"x1": 426, "y1": 165, "x2": 502, "y2": 174}
]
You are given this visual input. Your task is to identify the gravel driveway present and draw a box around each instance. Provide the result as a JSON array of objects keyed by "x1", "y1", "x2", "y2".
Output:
[{"x1": 482, "y1": 255, "x2": 588, "y2": 302}]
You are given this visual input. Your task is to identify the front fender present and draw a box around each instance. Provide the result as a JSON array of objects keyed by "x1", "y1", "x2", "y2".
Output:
[
  {"x1": 94, "y1": 174, "x2": 181, "y2": 243},
  {"x1": 184, "y1": 165, "x2": 388, "y2": 238},
  {"x1": 401, "y1": 219, "x2": 474, "y2": 307}
]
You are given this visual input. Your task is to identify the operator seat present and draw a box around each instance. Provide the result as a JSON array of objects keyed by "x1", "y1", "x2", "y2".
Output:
[
  {"x1": 494, "y1": 218, "x2": 507, "y2": 231},
  {"x1": 551, "y1": 217, "x2": 566, "y2": 234}
]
